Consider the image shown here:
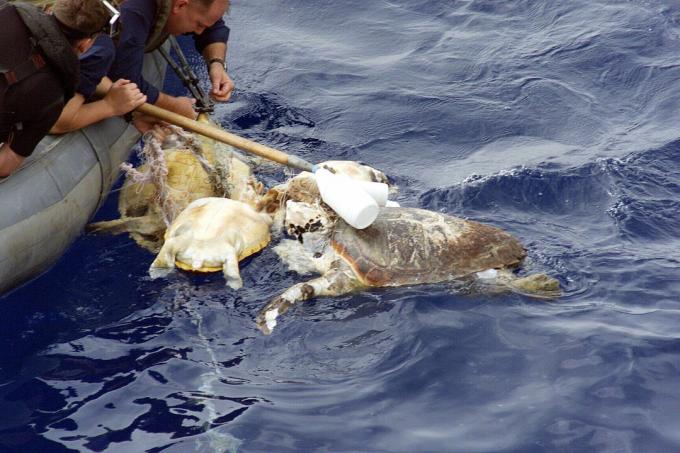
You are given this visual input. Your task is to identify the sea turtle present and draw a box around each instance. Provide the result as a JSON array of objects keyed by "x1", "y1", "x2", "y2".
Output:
[
  {"x1": 87, "y1": 122, "x2": 263, "y2": 252},
  {"x1": 145, "y1": 160, "x2": 389, "y2": 290},
  {"x1": 256, "y1": 200, "x2": 560, "y2": 334},
  {"x1": 149, "y1": 197, "x2": 272, "y2": 289}
]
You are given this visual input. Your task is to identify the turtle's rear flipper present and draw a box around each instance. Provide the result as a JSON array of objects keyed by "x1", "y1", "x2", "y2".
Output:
[
  {"x1": 221, "y1": 250, "x2": 244, "y2": 290},
  {"x1": 507, "y1": 273, "x2": 561, "y2": 299},
  {"x1": 86, "y1": 218, "x2": 134, "y2": 235},
  {"x1": 149, "y1": 238, "x2": 178, "y2": 279},
  {"x1": 87, "y1": 215, "x2": 162, "y2": 236}
]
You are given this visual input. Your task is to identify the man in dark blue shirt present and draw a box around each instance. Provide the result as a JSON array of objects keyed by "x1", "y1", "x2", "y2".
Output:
[{"x1": 110, "y1": 0, "x2": 233, "y2": 123}]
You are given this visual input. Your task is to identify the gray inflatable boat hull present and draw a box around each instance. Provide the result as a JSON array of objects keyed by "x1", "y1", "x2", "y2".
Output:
[{"x1": 0, "y1": 51, "x2": 166, "y2": 295}]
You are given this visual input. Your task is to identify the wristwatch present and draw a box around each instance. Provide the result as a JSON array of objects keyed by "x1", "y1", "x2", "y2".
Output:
[{"x1": 206, "y1": 57, "x2": 227, "y2": 71}]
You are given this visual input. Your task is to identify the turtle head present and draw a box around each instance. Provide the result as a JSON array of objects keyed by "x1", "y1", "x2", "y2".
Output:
[
  {"x1": 284, "y1": 200, "x2": 332, "y2": 242},
  {"x1": 257, "y1": 172, "x2": 320, "y2": 212},
  {"x1": 257, "y1": 172, "x2": 323, "y2": 231}
]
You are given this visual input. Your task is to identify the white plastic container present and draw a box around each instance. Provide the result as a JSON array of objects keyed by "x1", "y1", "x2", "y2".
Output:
[
  {"x1": 354, "y1": 180, "x2": 389, "y2": 206},
  {"x1": 315, "y1": 168, "x2": 379, "y2": 229}
]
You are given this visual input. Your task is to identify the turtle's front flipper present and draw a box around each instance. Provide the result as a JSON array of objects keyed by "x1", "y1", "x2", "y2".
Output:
[
  {"x1": 149, "y1": 240, "x2": 178, "y2": 279},
  {"x1": 508, "y1": 273, "x2": 561, "y2": 299},
  {"x1": 256, "y1": 267, "x2": 359, "y2": 335},
  {"x1": 495, "y1": 269, "x2": 561, "y2": 299}
]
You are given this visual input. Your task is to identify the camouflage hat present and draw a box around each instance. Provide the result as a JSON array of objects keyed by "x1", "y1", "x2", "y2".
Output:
[{"x1": 52, "y1": 0, "x2": 109, "y2": 38}]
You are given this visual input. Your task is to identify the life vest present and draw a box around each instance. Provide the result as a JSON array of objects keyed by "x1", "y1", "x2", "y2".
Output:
[
  {"x1": 8, "y1": 1, "x2": 79, "y2": 100},
  {"x1": 144, "y1": 0, "x2": 171, "y2": 52}
]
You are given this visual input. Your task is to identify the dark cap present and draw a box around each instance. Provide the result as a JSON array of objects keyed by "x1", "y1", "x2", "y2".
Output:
[{"x1": 52, "y1": 0, "x2": 109, "y2": 38}]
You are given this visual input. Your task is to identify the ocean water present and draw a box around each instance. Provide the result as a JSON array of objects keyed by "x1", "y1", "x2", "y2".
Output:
[{"x1": 3, "y1": 0, "x2": 680, "y2": 451}]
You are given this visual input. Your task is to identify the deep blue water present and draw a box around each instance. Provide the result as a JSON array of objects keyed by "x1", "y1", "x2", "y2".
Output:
[{"x1": 3, "y1": 0, "x2": 680, "y2": 451}]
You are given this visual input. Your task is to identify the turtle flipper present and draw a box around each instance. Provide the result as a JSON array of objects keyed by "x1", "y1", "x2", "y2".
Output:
[
  {"x1": 256, "y1": 280, "x2": 323, "y2": 335},
  {"x1": 507, "y1": 273, "x2": 561, "y2": 299},
  {"x1": 222, "y1": 249, "x2": 243, "y2": 290},
  {"x1": 256, "y1": 268, "x2": 359, "y2": 334},
  {"x1": 149, "y1": 240, "x2": 178, "y2": 279},
  {"x1": 86, "y1": 217, "x2": 138, "y2": 235},
  {"x1": 87, "y1": 215, "x2": 165, "y2": 236},
  {"x1": 489, "y1": 269, "x2": 561, "y2": 299}
]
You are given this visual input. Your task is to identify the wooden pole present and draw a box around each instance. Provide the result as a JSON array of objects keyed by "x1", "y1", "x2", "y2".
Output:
[{"x1": 136, "y1": 103, "x2": 315, "y2": 172}]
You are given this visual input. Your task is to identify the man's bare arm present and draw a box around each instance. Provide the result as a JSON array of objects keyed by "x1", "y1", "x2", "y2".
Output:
[{"x1": 202, "y1": 42, "x2": 234, "y2": 102}]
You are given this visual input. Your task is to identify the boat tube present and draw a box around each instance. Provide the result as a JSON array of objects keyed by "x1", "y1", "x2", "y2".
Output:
[{"x1": 0, "y1": 50, "x2": 167, "y2": 295}]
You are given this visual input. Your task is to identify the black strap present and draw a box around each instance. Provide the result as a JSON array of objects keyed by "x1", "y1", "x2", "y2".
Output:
[
  {"x1": 0, "y1": 105, "x2": 17, "y2": 143},
  {"x1": 0, "y1": 2, "x2": 47, "y2": 86},
  {"x1": 1, "y1": 52, "x2": 46, "y2": 85},
  {"x1": 0, "y1": 0, "x2": 13, "y2": 88}
]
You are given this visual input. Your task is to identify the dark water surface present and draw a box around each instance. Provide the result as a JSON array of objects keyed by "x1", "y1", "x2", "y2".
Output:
[{"x1": 3, "y1": 1, "x2": 680, "y2": 451}]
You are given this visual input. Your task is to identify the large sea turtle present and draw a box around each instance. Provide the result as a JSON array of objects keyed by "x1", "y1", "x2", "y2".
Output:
[
  {"x1": 87, "y1": 123, "x2": 263, "y2": 252},
  {"x1": 147, "y1": 160, "x2": 388, "y2": 287},
  {"x1": 149, "y1": 197, "x2": 272, "y2": 289},
  {"x1": 256, "y1": 199, "x2": 560, "y2": 334}
]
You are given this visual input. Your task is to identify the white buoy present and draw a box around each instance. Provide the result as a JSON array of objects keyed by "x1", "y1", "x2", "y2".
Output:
[{"x1": 315, "y1": 168, "x2": 379, "y2": 229}]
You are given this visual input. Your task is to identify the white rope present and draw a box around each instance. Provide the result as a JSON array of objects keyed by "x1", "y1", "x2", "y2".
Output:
[{"x1": 180, "y1": 296, "x2": 243, "y2": 453}]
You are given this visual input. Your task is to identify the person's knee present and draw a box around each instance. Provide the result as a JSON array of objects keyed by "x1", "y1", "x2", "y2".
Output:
[{"x1": 0, "y1": 144, "x2": 25, "y2": 177}]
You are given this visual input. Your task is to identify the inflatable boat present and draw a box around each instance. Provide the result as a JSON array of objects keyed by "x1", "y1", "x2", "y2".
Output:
[{"x1": 0, "y1": 50, "x2": 167, "y2": 295}]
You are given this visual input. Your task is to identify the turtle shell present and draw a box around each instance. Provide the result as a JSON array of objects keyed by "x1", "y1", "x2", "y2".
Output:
[
  {"x1": 119, "y1": 149, "x2": 216, "y2": 220},
  {"x1": 174, "y1": 233, "x2": 270, "y2": 273},
  {"x1": 168, "y1": 198, "x2": 272, "y2": 273},
  {"x1": 115, "y1": 146, "x2": 218, "y2": 253},
  {"x1": 330, "y1": 207, "x2": 526, "y2": 286}
]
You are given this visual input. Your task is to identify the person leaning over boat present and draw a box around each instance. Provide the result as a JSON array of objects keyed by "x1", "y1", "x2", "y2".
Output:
[
  {"x1": 109, "y1": 0, "x2": 233, "y2": 128},
  {"x1": 50, "y1": 33, "x2": 147, "y2": 134},
  {"x1": 0, "y1": 0, "x2": 110, "y2": 177}
]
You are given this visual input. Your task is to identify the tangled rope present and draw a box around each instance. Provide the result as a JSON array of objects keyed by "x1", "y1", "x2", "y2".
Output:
[
  {"x1": 121, "y1": 132, "x2": 174, "y2": 226},
  {"x1": 119, "y1": 127, "x2": 238, "y2": 227}
]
